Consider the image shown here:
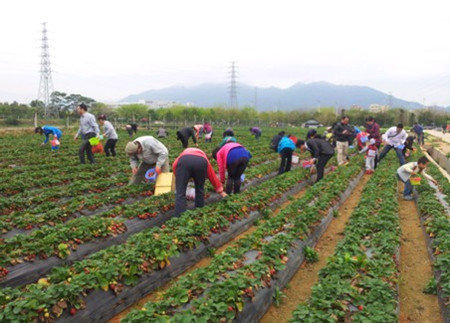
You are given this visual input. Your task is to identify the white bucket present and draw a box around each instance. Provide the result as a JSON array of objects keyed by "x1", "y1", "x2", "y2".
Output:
[{"x1": 292, "y1": 155, "x2": 300, "y2": 164}]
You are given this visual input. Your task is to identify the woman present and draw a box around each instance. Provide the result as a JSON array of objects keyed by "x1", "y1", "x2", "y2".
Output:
[
  {"x1": 213, "y1": 142, "x2": 252, "y2": 194},
  {"x1": 98, "y1": 115, "x2": 118, "y2": 157},
  {"x1": 172, "y1": 148, "x2": 226, "y2": 217},
  {"x1": 277, "y1": 135, "x2": 296, "y2": 174}
]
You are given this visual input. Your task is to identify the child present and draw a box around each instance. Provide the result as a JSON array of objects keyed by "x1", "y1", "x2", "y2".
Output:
[
  {"x1": 396, "y1": 156, "x2": 438, "y2": 201},
  {"x1": 359, "y1": 138, "x2": 377, "y2": 174}
]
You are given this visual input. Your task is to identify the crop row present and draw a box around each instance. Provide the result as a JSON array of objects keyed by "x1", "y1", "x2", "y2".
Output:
[
  {"x1": 121, "y1": 155, "x2": 364, "y2": 322},
  {"x1": 0, "y1": 157, "x2": 316, "y2": 321},
  {"x1": 415, "y1": 158, "x2": 450, "y2": 322},
  {"x1": 290, "y1": 155, "x2": 400, "y2": 322}
]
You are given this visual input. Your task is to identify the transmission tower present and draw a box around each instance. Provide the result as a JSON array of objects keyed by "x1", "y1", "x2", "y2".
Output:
[
  {"x1": 228, "y1": 61, "x2": 238, "y2": 108},
  {"x1": 38, "y1": 22, "x2": 56, "y2": 118}
]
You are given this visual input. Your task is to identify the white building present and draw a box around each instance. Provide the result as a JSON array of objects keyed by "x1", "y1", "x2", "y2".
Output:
[{"x1": 369, "y1": 104, "x2": 389, "y2": 113}]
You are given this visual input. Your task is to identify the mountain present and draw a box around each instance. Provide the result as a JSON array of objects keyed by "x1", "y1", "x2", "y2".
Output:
[{"x1": 121, "y1": 81, "x2": 423, "y2": 111}]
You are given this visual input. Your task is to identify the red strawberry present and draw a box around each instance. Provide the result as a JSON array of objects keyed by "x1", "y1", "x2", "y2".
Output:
[
  {"x1": 69, "y1": 308, "x2": 77, "y2": 316},
  {"x1": 358, "y1": 305, "x2": 364, "y2": 311},
  {"x1": 228, "y1": 306, "x2": 234, "y2": 312}
]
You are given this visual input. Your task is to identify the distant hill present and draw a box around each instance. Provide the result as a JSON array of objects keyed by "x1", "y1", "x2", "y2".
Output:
[{"x1": 121, "y1": 81, "x2": 423, "y2": 111}]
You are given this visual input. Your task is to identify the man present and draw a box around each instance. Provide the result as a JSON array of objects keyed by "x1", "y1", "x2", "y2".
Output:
[
  {"x1": 98, "y1": 115, "x2": 118, "y2": 157},
  {"x1": 396, "y1": 156, "x2": 437, "y2": 200},
  {"x1": 378, "y1": 123, "x2": 408, "y2": 165},
  {"x1": 365, "y1": 116, "x2": 381, "y2": 147},
  {"x1": 177, "y1": 127, "x2": 197, "y2": 148},
  {"x1": 74, "y1": 103, "x2": 100, "y2": 164},
  {"x1": 296, "y1": 137, "x2": 335, "y2": 182},
  {"x1": 35, "y1": 125, "x2": 62, "y2": 146},
  {"x1": 412, "y1": 122, "x2": 424, "y2": 146},
  {"x1": 125, "y1": 136, "x2": 170, "y2": 185},
  {"x1": 333, "y1": 116, "x2": 354, "y2": 165}
]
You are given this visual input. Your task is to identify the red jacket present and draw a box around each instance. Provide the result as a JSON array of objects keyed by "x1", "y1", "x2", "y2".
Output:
[
  {"x1": 216, "y1": 143, "x2": 243, "y2": 183},
  {"x1": 172, "y1": 148, "x2": 223, "y2": 193}
]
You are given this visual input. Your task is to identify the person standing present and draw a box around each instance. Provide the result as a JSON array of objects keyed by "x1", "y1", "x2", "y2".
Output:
[
  {"x1": 396, "y1": 156, "x2": 437, "y2": 200},
  {"x1": 213, "y1": 142, "x2": 252, "y2": 194},
  {"x1": 365, "y1": 116, "x2": 381, "y2": 147},
  {"x1": 177, "y1": 127, "x2": 197, "y2": 148},
  {"x1": 333, "y1": 116, "x2": 354, "y2": 165},
  {"x1": 359, "y1": 138, "x2": 378, "y2": 174},
  {"x1": 172, "y1": 148, "x2": 226, "y2": 217},
  {"x1": 277, "y1": 135, "x2": 296, "y2": 174},
  {"x1": 98, "y1": 115, "x2": 118, "y2": 157},
  {"x1": 412, "y1": 122, "x2": 424, "y2": 146},
  {"x1": 249, "y1": 127, "x2": 262, "y2": 139},
  {"x1": 377, "y1": 124, "x2": 408, "y2": 165},
  {"x1": 74, "y1": 103, "x2": 100, "y2": 164},
  {"x1": 296, "y1": 137, "x2": 335, "y2": 182},
  {"x1": 125, "y1": 136, "x2": 170, "y2": 185},
  {"x1": 35, "y1": 125, "x2": 62, "y2": 146}
]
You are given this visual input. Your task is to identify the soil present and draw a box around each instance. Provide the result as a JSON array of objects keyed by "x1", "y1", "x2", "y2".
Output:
[
  {"x1": 108, "y1": 185, "x2": 309, "y2": 323},
  {"x1": 260, "y1": 173, "x2": 371, "y2": 323},
  {"x1": 397, "y1": 183, "x2": 441, "y2": 323}
]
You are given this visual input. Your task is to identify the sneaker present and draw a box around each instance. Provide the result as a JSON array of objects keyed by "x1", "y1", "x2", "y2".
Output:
[{"x1": 404, "y1": 195, "x2": 414, "y2": 201}]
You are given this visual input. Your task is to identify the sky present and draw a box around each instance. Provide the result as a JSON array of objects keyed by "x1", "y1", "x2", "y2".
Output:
[{"x1": 1, "y1": 0, "x2": 450, "y2": 106}]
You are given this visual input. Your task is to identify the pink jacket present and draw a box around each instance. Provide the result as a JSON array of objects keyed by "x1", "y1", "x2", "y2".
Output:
[{"x1": 216, "y1": 143, "x2": 243, "y2": 183}]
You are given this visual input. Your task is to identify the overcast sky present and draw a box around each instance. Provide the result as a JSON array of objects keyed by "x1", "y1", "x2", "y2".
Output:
[{"x1": 1, "y1": 0, "x2": 450, "y2": 106}]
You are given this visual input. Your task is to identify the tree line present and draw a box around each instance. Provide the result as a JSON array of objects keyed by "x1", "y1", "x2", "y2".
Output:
[{"x1": 1, "y1": 91, "x2": 449, "y2": 128}]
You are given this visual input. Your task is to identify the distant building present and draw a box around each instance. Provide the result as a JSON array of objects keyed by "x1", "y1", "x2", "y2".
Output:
[
  {"x1": 139, "y1": 100, "x2": 178, "y2": 109},
  {"x1": 369, "y1": 104, "x2": 389, "y2": 113},
  {"x1": 350, "y1": 105, "x2": 363, "y2": 111},
  {"x1": 302, "y1": 119, "x2": 323, "y2": 128}
]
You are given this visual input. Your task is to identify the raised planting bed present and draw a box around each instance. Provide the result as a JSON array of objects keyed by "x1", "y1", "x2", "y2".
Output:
[
  {"x1": 290, "y1": 156, "x2": 401, "y2": 322},
  {"x1": 415, "y1": 160, "x2": 450, "y2": 323},
  {"x1": 0, "y1": 166, "x2": 316, "y2": 322},
  {"x1": 120, "y1": 156, "x2": 365, "y2": 322},
  {"x1": 0, "y1": 155, "x2": 301, "y2": 288}
]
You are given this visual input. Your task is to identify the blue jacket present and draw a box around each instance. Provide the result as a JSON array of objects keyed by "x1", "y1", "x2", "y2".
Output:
[
  {"x1": 42, "y1": 125, "x2": 62, "y2": 144},
  {"x1": 277, "y1": 136, "x2": 295, "y2": 153}
]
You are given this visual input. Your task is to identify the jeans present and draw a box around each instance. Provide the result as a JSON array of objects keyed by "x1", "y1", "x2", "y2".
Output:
[
  {"x1": 397, "y1": 174, "x2": 413, "y2": 197},
  {"x1": 378, "y1": 145, "x2": 405, "y2": 165},
  {"x1": 79, "y1": 132, "x2": 96, "y2": 164},
  {"x1": 174, "y1": 155, "x2": 207, "y2": 217},
  {"x1": 279, "y1": 148, "x2": 293, "y2": 174},
  {"x1": 226, "y1": 157, "x2": 249, "y2": 194},
  {"x1": 417, "y1": 133, "x2": 424, "y2": 145},
  {"x1": 104, "y1": 139, "x2": 118, "y2": 157}
]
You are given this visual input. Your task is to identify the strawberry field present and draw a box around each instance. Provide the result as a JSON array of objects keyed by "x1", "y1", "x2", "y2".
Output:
[{"x1": 0, "y1": 127, "x2": 449, "y2": 323}]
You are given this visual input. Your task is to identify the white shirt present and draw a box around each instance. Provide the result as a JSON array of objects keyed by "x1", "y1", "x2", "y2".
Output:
[
  {"x1": 384, "y1": 127, "x2": 407, "y2": 147},
  {"x1": 397, "y1": 162, "x2": 433, "y2": 182}
]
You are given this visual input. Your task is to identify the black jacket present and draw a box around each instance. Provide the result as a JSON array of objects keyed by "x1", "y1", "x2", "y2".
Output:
[
  {"x1": 270, "y1": 134, "x2": 283, "y2": 151},
  {"x1": 333, "y1": 122, "x2": 355, "y2": 142},
  {"x1": 177, "y1": 127, "x2": 196, "y2": 143},
  {"x1": 306, "y1": 138, "x2": 335, "y2": 158}
]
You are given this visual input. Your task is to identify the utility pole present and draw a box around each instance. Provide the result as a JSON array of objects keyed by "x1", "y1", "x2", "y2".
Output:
[
  {"x1": 228, "y1": 61, "x2": 238, "y2": 109},
  {"x1": 37, "y1": 22, "x2": 56, "y2": 118}
]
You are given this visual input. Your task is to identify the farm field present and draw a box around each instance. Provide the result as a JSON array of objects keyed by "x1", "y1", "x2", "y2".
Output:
[{"x1": 0, "y1": 126, "x2": 449, "y2": 323}]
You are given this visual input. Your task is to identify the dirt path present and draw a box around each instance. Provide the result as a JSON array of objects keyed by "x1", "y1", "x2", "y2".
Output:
[
  {"x1": 426, "y1": 130, "x2": 450, "y2": 144},
  {"x1": 398, "y1": 183, "x2": 441, "y2": 323},
  {"x1": 261, "y1": 173, "x2": 371, "y2": 323},
  {"x1": 108, "y1": 185, "x2": 310, "y2": 323}
]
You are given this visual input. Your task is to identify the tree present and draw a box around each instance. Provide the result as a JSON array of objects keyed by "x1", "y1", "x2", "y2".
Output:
[{"x1": 116, "y1": 104, "x2": 148, "y2": 121}]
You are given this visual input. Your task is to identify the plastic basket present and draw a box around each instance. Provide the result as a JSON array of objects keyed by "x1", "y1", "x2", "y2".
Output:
[
  {"x1": 292, "y1": 155, "x2": 300, "y2": 164},
  {"x1": 89, "y1": 137, "x2": 100, "y2": 146},
  {"x1": 360, "y1": 136, "x2": 368, "y2": 143},
  {"x1": 145, "y1": 168, "x2": 158, "y2": 182},
  {"x1": 396, "y1": 144, "x2": 405, "y2": 150},
  {"x1": 240, "y1": 174, "x2": 245, "y2": 183},
  {"x1": 302, "y1": 160, "x2": 314, "y2": 168},
  {"x1": 410, "y1": 176, "x2": 421, "y2": 186}
]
